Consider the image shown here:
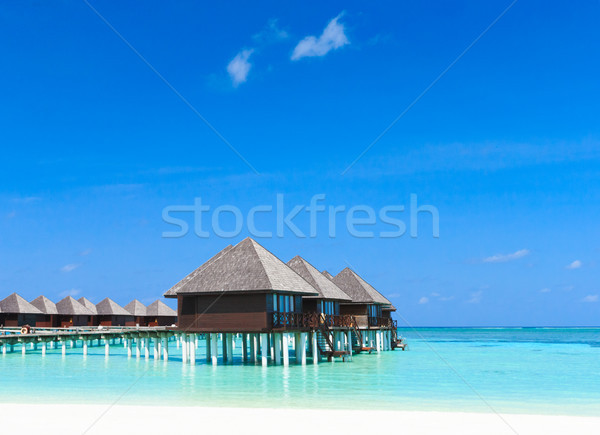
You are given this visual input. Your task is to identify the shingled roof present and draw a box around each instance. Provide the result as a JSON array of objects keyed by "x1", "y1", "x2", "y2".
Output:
[
  {"x1": 78, "y1": 297, "x2": 98, "y2": 315},
  {"x1": 146, "y1": 300, "x2": 177, "y2": 317},
  {"x1": 30, "y1": 295, "x2": 59, "y2": 315},
  {"x1": 56, "y1": 296, "x2": 94, "y2": 316},
  {"x1": 124, "y1": 299, "x2": 147, "y2": 316},
  {"x1": 332, "y1": 268, "x2": 391, "y2": 305},
  {"x1": 164, "y1": 238, "x2": 319, "y2": 296},
  {"x1": 0, "y1": 293, "x2": 43, "y2": 314},
  {"x1": 322, "y1": 270, "x2": 335, "y2": 280},
  {"x1": 164, "y1": 245, "x2": 233, "y2": 298},
  {"x1": 96, "y1": 298, "x2": 132, "y2": 316},
  {"x1": 287, "y1": 256, "x2": 352, "y2": 301}
]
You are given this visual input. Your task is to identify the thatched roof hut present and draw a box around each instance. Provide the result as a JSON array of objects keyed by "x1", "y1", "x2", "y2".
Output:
[
  {"x1": 287, "y1": 256, "x2": 351, "y2": 302},
  {"x1": 95, "y1": 298, "x2": 131, "y2": 316},
  {"x1": 0, "y1": 293, "x2": 43, "y2": 314},
  {"x1": 332, "y1": 268, "x2": 391, "y2": 305},
  {"x1": 56, "y1": 296, "x2": 94, "y2": 316},
  {"x1": 30, "y1": 295, "x2": 59, "y2": 315},
  {"x1": 146, "y1": 300, "x2": 177, "y2": 317},
  {"x1": 78, "y1": 297, "x2": 98, "y2": 315},
  {"x1": 124, "y1": 299, "x2": 147, "y2": 316},
  {"x1": 165, "y1": 238, "x2": 318, "y2": 297}
]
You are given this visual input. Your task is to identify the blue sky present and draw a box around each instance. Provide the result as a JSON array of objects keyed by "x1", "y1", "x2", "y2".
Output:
[{"x1": 1, "y1": 1, "x2": 599, "y2": 326}]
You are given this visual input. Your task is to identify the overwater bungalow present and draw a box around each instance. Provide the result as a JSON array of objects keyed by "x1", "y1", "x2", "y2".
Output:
[
  {"x1": 56, "y1": 296, "x2": 94, "y2": 327},
  {"x1": 331, "y1": 268, "x2": 394, "y2": 329},
  {"x1": 0, "y1": 293, "x2": 44, "y2": 327},
  {"x1": 95, "y1": 298, "x2": 134, "y2": 326},
  {"x1": 78, "y1": 297, "x2": 98, "y2": 326},
  {"x1": 164, "y1": 238, "x2": 318, "y2": 332},
  {"x1": 146, "y1": 300, "x2": 177, "y2": 326},
  {"x1": 287, "y1": 256, "x2": 352, "y2": 318},
  {"x1": 30, "y1": 295, "x2": 60, "y2": 327},
  {"x1": 124, "y1": 299, "x2": 147, "y2": 326}
]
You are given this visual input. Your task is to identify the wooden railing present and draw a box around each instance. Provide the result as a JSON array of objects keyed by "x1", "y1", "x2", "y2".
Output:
[
  {"x1": 271, "y1": 313, "x2": 356, "y2": 330},
  {"x1": 368, "y1": 317, "x2": 397, "y2": 328}
]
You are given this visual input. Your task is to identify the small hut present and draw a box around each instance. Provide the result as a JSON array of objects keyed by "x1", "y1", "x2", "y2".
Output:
[
  {"x1": 56, "y1": 296, "x2": 94, "y2": 327},
  {"x1": 95, "y1": 298, "x2": 134, "y2": 326},
  {"x1": 0, "y1": 293, "x2": 44, "y2": 327},
  {"x1": 287, "y1": 256, "x2": 352, "y2": 316},
  {"x1": 145, "y1": 300, "x2": 177, "y2": 326},
  {"x1": 78, "y1": 297, "x2": 98, "y2": 326},
  {"x1": 124, "y1": 299, "x2": 147, "y2": 326},
  {"x1": 30, "y1": 295, "x2": 60, "y2": 327},
  {"x1": 332, "y1": 268, "x2": 392, "y2": 329}
]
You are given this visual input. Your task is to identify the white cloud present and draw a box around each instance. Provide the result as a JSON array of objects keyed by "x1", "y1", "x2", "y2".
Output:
[
  {"x1": 227, "y1": 49, "x2": 254, "y2": 86},
  {"x1": 291, "y1": 14, "x2": 349, "y2": 60},
  {"x1": 566, "y1": 260, "x2": 582, "y2": 270},
  {"x1": 253, "y1": 18, "x2": 288, "y2": 43},
  {"x1": 80, "y1": 249, "x2": 92, "y2": 256},
  {"x1": 467, "y1": 290, "x2": 483, "y2": 304},
  {"x1": 60, "y1": 263, "x2": 80, "y2": 273},
  {"x1": 582, "y1": 294, "x2": 598, "y2": 303},
  {"x1": 539, "y1": 288, "x2": 551, "y2": 293},
  {"x1": 483, "y1": 249, "x2": 530, "y2": 263},
  {"x1": 418, "y1": 296, "x2": 429, "y2": 304},
  {"x1": 59, "y1": 288, "x2": 81, "y2": 298}
]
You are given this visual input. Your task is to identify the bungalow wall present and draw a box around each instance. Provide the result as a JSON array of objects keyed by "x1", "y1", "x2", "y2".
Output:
[
  {"x1": 340, "y1": 303, "x2": 369, "y2": 328},
  {"x1": 0, "y1": 313, "x2": 43, "y2": 327},
  {"x1": 98, "y1": 315, "x2": 134, "y2": 326},
  {"x1": 59, "y1": 315, "x2": 90, "y2": 327},
  {"x1": 145, "y1": 316, "x2": 177, "y2": 327}
]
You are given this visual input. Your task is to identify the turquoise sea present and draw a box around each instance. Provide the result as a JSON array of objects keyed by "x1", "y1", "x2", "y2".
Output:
[{"x1": 1, "y1": 328, "x2": 599, "y2": 416}]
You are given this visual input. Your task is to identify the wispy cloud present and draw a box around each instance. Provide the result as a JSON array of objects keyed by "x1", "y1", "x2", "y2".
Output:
[
  {"x1": 539, "y1": 287, "x2": 551, "y2": 293},
  {"x1": 483, "y1": 249, "x2": 530, "y2": 263},
  {"x1": 60, "y1": 263, "x2": 81, "y2": 273},
  {"x1": 79, "y1": 249, "x2": 92, "y2": 256},
  {"x1": 253, "y1": 18, "x2": 288, "y2": 43},
  {"x1": 59, "y1": 288, "x2": 81, "y2": 298},
  {"x1": 467, "y1": 290, "x2": 483, "y2": 304},
  {"x1": 227, "y1": 49, "x2": 254, "y2": 86},
  {"x1": 12, "y1": 196, "x2": 42, "y2": 204},
  {"x1": 582, "y1": 294, "x2": 598, "y2": 303},
  {"x1": 418, "y1": 296, "x2": 429, "y2": 304},
  {"x1": 566, "y1": 260, "x2": 582, "y2": 270},
  {"x1": 291, "y1": 13, "x2": 349, "y2": 60}
]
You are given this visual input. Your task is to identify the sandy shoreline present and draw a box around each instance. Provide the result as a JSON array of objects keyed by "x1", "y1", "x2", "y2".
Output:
[{"x1": 0, "y1": 404, "x2": 598, "y2": 435}]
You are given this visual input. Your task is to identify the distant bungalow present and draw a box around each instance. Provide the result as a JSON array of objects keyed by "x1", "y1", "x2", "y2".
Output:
[
  {"x1": 56, "y1": 296, "x2": 94, "y2": 327},
  {"x1": 0, "y1": 293, "x2": 43, "y2": 327},
  {"x1": 78, "y1": 297, "x2": 99, "y2": 326},
  {"x1": 30, "y1": 295, "x2": 59, "y2": 327},
  {"x1": 95, "y1": 298, "x2": 134, "y2": 326},
  {"x1": 124, "y1": 300, "x2": 177, "y2": 327}
]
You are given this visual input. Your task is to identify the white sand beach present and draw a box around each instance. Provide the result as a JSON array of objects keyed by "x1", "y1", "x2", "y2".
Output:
[{"x1": 1, "y1": 404, "x2": 598, "y2": 435}]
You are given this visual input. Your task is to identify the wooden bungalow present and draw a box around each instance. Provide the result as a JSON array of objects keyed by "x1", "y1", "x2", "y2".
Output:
[
  {"x1": 331, "y1": 268, "x2": 393, "y2": 329},
  {"x1": 287, "y1": 256, "x2": 352, "y2": 317},
  {"x1": 56, "y1": 296, "x2": 94, "y2": 327},
  {"x1": 164, "y1": 237, "x2": 319, "y2": 332},
  {"x1": 124, "y1": 299, "x2": 147, "y2": 326},
  {"x1": 95, "y1": 298, "x2": 134, "y2": 326},
  {"x1": 0, "y1": 293, "x2": 44, "y2": 327},
  {"x1": 78, "y1": 297, "x2": 98, "y2": 326},
  {"x1": 30, "y1": 295, "x2": 60, "y2": 327},
  {"x1": 145, "y1": 300, "x2": 177, "y2": 327}
]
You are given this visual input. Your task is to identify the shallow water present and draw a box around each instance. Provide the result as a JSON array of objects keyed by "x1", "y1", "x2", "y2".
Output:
[{"x1": 1, "y1": 328, "x2": 599, "y2": 416}]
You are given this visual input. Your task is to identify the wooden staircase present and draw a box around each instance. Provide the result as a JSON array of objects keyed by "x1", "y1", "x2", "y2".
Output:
[{"x1": 315, "y1": 321, "x2": 350, "y2": 361}]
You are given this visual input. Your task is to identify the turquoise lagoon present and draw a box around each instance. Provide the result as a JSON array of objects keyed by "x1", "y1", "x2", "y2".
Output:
[{"x1": 1, "y1": 328, "x2": 599, "y2": 416}]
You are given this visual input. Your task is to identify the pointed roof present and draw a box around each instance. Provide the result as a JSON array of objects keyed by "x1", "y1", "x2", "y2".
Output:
[
  {"x1": 30, "y1": 295, "x2": 59, "y2": 315},
  {"x1": 56, "y1": 296, "x2": 94, "y2": 316},
  {"x1": 164, "y1": 245, "x2": 233, "y2": 298},
  {"x1": 95, "y1": 298, "x2": 132, "y2": 316},
  {"x1": 165, "y1": 238, "x2": 319, "y2": 296},
  {"x1": 287, "y1": 256, "x2": 351, "y2": 302},
  {"x1": 332, "y1": 268, "x2": 391, "y2": 305},
  {"x1": 78, "y1": 297, "x2": 98, "y2": 315},
  {"x1": 322, "y1": 270, "x2": 334, "y2": 280},
  {"x1": 146, "y1": 300, "x2": 177, "y2": 317},
  {"x1": 0, "y1": 293, "x2": 43, "y2": 314},
  {"x1": 124, "y1": 299, "x2": 147, "y2": 316}
]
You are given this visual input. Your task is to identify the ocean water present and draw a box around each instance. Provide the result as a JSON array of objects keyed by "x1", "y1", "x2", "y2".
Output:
[{"x1": 1, "y1": 328, "x2": 599, "y2": 416}]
